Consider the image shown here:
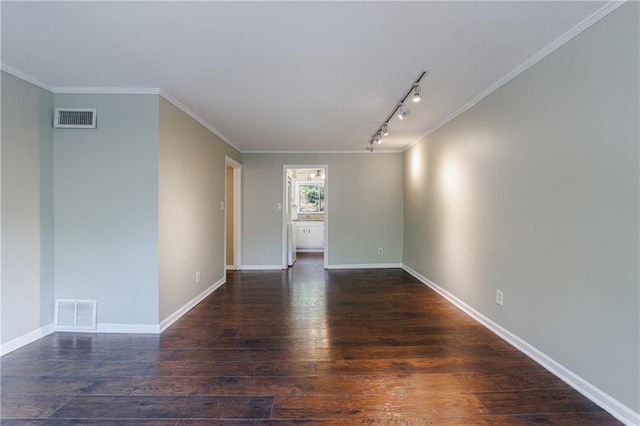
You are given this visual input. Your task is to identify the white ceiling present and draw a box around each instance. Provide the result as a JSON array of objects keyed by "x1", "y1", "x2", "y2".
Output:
[{"x1": 2, "y1": 1, "x2": 610, "y2": 152}]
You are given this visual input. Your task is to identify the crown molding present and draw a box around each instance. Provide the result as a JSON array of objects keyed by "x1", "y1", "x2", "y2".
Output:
[
  {"x1": 0, "y1": 64, "x2": 241, "y2": 152},
  {"x1": 5, "y1": 0, "x2": 624, "y2": 156},
  {"x1": 242, "y1": 150, "x2": 403, "y2": 154},
  {"x1": 404, "y1": 0, "x2": 627, "y2": 153},
  {"x1": 52, "y1": 87, "x2": 161, "y2": 95},
  {"x1": 1, "y1": 64, "x2": 52, "y2": 92},
  {"x1": 159, "y1": 90, "x2": 242, "y2": 153}
]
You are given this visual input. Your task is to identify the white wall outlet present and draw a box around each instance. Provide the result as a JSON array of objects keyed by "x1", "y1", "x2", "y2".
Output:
[
  {"x1": 277, "y1": 202, "x2": 283, "y2": 210},
  {"x1": 221, "y1": 201, "x2": 225, "y2": 210},
  {"x1": 377, "y1": 248, "x2": 383, "y2": 255},
  {"x1": 196, "y1": 271, "x2": 201, "y2": 283},
  {"x1": 496, "y1": 290, "x2": 504, "y2": 306}
]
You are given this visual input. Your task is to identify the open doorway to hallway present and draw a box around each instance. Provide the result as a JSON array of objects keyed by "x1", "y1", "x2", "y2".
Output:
[
  {"x1": 283, "y1": 166, "x2": 328, "y2": 269},
  {"x1": 225, "y1": 157, "x2": 241, "y2": 270}
]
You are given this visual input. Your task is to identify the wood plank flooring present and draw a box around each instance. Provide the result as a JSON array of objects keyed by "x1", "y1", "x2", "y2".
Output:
[{"x1": 1, "y1": 253, "x2": 620, "y2": 424}]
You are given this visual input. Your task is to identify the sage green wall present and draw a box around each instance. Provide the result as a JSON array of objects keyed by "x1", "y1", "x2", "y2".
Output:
[
  {"x1": 403, "y1": 4, "x2": 639, "y2": 412},
  {"x1": 53, "y1": 94, "x2": 160, "y2": 325},
  {"x1": 158, "y1": 98, "x2": 240, "y2": 321},
  {"x1": 1, "y1": 71, "x2": 54, "y2": 344},
  {"x1": 241, "y1": 153, "x2": 403, "y2": 267}
]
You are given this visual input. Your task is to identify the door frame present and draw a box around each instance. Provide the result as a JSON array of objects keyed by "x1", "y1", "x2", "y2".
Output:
[
  {"x1": 225, "y1": 156, "x2": 242, "y2": 270},
  {"x1": 282, "y1": 164, "x2": 329, "y2": 269}
]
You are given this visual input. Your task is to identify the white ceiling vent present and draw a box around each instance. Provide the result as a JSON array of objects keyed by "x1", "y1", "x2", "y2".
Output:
[
  {"x1": 54, "y1": 108, "x2": 97, "y2": 129},
  {"x1": 55, "y1": 299, "x2": 97, "y2": 331}
]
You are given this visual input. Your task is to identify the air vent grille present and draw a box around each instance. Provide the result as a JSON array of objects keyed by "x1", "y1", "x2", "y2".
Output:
[
  {"x1": 54, "y1": 108, "x2": 97, "y2": 129},
  {"x1": 55, "y1": 299, "x2": 97, "y2": 331}
]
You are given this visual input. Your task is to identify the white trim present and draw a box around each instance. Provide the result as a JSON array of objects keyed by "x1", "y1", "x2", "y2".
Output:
[
  {"x1": 3, "y1": 0, "x2": 622, "y2": 157},
  {"x1": 282, "y1": 165, "x2": 330, "y2": 270},
  {"x1": 225, "y1": 157, "x2": 242, "y2": 168},
  {"x1": 226, "y1": 265, "x2": 235, "y2": 270},
  {"x1": 233, "y1": 166, "x2": 242, "y2": 268},
  {"x1": 159, "y1": 276, "x2": 226, "y2": 332},
  {"x1": 225, "y1": 156, "x2": 242, "y2": 271},
  {"x1": 0, "y1": 66, "x2": 398, "y2": 156},
  {"x1": 0, "y1": 67, "x2": 241, "y2": 153},
  {"x1": 326, "y1": 263, "x2": 402, "y2": 270},
  {"x1": 405, "y1": 0, "x2": 627, "y2": 153},
  {"x1": 283, "y1": 168, "x2": 291, "y2": 268},
  {"x1": 1, "y1": 64, "x2": 52, "y2": 92},
  {"x1": 52, "y1": 87, "x2": 161, "y2": 95},
  {"x1": 0, "y1": 323, "x2": 55, "y2": 356},
  {"x1": 95, "y1": 323, "x2": 160, "y2": 334},
  {"x1": 160, "y1": 90, "x2": 242, "y2": 153},
  {"x1": 296, "y1": 248, "x2": 324, "y2": 253},
  {"x1": 243, "y1": 150, "x2": 402, "y2": 154},
  {"x1": 323, "y1": 166, "x2": 329, "y2": 270},
  {"x1": 402, "y1": 264, "x2": 640, "y2": 426},
  {"x1": 238, "y1": 265, "x2": 285, "y2": 271}
]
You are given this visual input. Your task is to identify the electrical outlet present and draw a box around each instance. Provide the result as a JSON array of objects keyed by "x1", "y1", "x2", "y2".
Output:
[
  {"x1": 496, "y1": 290, "x2": 504, "y2": 306},
  {"x1": 196, "y1": 271, "x2": 201, "y2": 283},
  {"x1": 377, "y1": 248, "x2": 383, "y2": 255}
]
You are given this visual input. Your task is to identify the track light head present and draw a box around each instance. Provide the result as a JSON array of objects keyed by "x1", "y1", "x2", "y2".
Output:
[
  {"x1": 381, "y1": 123, "x2": 389, "y2": 136},
  {"x1": 374, "y1": 133, "x2": 382, "y2": 144},
  {"x1": 412, "y1": 83, "x2": 421, "y2": 103},
  {"x1": 398, "y1": 105, "x2": 410, "y2": 120}
]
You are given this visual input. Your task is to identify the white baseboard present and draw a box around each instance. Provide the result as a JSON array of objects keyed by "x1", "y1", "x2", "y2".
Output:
[
  {"x1": 296, "y1": 248, "x2": 324, "y2": 253},
  {"x1": 0, "y1": 323, "x2": 55, "y2": 356},
  {"x1": 402, "y1": 264, "x2": 640, "y2": 426},
  {"x1": 159, "y1": 276, "x2": 226, "y2": 332},
  {"x1": 238, "y1": 265, "x2": 285, "y2": 270},
  {"x1": 326, "y1": 263, "x2": 402, "y2": 269}
]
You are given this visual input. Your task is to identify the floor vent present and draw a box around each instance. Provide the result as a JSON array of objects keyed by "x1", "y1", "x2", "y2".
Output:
[
  {"x1": 55, "y1": 299, "x2": 97, "y2": 331},
  {"x1": 54, "y1": 108, "x2": 97, "y2": 128}
]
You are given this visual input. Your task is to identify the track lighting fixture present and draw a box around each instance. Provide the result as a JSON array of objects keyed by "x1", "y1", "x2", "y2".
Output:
[
  {"x1": 412, "y1": 83, "x2": 421, "y2": 103},
  {"x1": 367, "y1": 70, "x2": 427, "y2": 152}
]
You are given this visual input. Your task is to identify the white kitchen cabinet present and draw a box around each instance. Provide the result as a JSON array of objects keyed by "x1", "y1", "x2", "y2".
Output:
[{"x1": 294, "y1": 221, "x2": 324, "y2": 250}]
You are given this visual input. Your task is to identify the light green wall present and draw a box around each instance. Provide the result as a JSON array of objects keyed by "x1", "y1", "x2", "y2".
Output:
[
  {"x1": 6, "y1": 85, "x2": 240, "y2": 330},
  {"x1": 53, "y1": 94, "x2": 160, "y2": 325},
  {"x1": 241, "y1": 153, "x2": 403, "y2": 267},
  {"x1": 403, "y1": 4, "x2": 639, "y2": 412},
  {"x1": 158, "y1": 98, "x2": 240, "y2": 321},
  {"x1": 1, "y1": 71, "x2": 54, "y2": 344}
]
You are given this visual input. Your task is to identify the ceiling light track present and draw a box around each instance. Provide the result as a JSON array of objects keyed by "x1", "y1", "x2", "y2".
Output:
[{"x1": 368, "y1": 70, "x2": 427, "y2": 152}]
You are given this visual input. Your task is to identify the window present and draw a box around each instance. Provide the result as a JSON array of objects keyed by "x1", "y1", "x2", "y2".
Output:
[{"x1": 296, "y1": 182, "x2": 325, "y2": 213}]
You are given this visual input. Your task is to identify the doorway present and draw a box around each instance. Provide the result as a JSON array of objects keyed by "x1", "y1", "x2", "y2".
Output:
[
  {"x1": 225, "y1": 157, "x2": 241, "y2": 270},
  {"x1": 282, "y1": 165, "x2": 329, "y2": 269}
]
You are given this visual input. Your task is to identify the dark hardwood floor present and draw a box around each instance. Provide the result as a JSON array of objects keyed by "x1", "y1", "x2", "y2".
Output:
[{"x1": 1, "y1": 253, "x2": 620, "y2": 424}]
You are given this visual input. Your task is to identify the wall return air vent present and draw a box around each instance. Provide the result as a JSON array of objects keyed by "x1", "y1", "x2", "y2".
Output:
[
  {"x1": 55, "y1": 299, "x2": 97, "y2": 331},
  {"x1": 54, "y1": 108, "x2": 97, "y2": 129}
]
